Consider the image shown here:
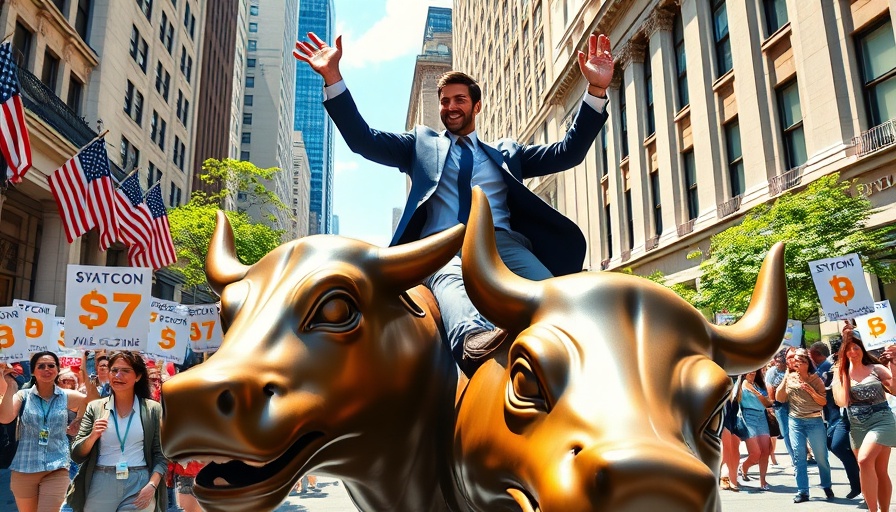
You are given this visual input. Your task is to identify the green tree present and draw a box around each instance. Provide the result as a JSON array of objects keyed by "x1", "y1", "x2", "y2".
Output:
[
  {"x1": 693, "y1": 173, "x2": 896, "y2": 322},
  {"x1": 167, "y1": 158, "x2": 286, "y2": 290}
]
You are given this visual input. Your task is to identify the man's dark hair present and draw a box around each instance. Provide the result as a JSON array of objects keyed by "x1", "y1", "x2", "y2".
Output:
[
  {"x1": 437, "y1": 71, "x2": 481, "y2": 105},
  {"x1": 809, "y1": 341, "x2": 830, "y2": 358}
]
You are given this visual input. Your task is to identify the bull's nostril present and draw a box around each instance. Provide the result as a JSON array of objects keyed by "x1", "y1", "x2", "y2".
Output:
[
  {"x1": 571, "y1": 445, "x2": 583, "y2": 456},
  {"x1": 263, "y1": 383, "x2": 281, "y2": 397},
  {"x1": 217, "y1": 390, "x2": 235, "y2": 416}
]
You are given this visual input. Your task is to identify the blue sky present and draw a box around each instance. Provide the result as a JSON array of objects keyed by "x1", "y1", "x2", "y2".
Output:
[{"x1": 326, "y1": 0, "x2": 452, "y2": 246}]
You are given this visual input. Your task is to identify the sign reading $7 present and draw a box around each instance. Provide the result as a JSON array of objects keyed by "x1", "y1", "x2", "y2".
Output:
[{"x1": 79, "y1": 291, "x2": 142, "y2": 330}]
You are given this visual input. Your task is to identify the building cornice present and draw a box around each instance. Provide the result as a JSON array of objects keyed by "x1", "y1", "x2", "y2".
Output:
[{"x1": 30, "y1": 0, "x2": 99, "y2": 68}]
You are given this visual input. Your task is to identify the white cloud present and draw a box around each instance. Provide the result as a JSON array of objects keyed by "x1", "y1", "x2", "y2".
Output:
[
  {"x1": 334, "y1": 160, "x2": 359, "y2": 176},
  {"x1": 340, "y1": 0, "x2": 452, "y2": 70}
]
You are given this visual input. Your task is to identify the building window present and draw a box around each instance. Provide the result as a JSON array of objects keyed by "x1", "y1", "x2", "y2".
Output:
[
  {"x1": 159, "y1": 12, "x2": 174, "y2": 53},
  {"x1": 764, "y1": 0, "x2": 788, "y2": 36},
  {"x1": 249, "y1": 4, "x2": 258, "y2": 15},
  {"x1": 624, "y1": 189, "x2": 634, "y2": 250},
  {"x1": 41, "y1": 49, "x2": 59, "y2": 91},
  {"x1": 75, "y1": 0, "x2": 91, "y2": 40},
  {"x1": 240, "y1": 150, "x2": 250, "y2": 160},
  {"x1": 246, "y1": 76, "x2": 254, "y2": 87},
  {"x1": 683, "y1": 150, "x2": 699, "y2": 221},
  {"x1": 247, "y1": 58, "x2": 256, "y2": 68},
  {"x1": 13, "y1": 22, "x2": 34, "y2": 70},
  {"x1": 123, "y1": 80, "x2": 144, "y2": 125},
  {"x1": 248, "y1": 40, "x2": 257, "y2": 51},
  {"x1": 777, "y1": 80, "x2": 806, "y2": 169},
  {"x1": 856, "y1": 18, "x2": 896, "y2": 126},
  {"x1": 135, "y1": 0, "x2": 152, "y2": 19},
  {"x1": 180, "y1": 47, "x2": 192, "y2": 83},
  {"x1": 67, "y1": 74, "x2": 83, "y2": 114},
  {"x1": 120, "y1": 136, "x2": 139, "y2": 169},
  {"x1": 155, "y1": 61, "x2": 170, "y2": 101},
  {"x1": 249, "y1": 22, "x2": 258, "y2": 33},
  {"x1": 243, "y1": 113, "x2": 252, "y2": 124},
  {"x1": 147, "y1": 161, "x2": 160, "y2": 189},
  {"x1": 129, "y1": 26, "x2": 148, "y2": 73},
  {"x1": 169, "y1": 183, "x2": 182, "y2": 207},
  {"x1": 600, "y1": 129, "x2": 608, "y2": 177},
  {"x1": 619, "y1": 88, "x2": 629, "y2": 158},
  {"x1": 244, "y1": 95, "x2": 253, "y2": 106},
  {"x1": 176, "y1": 90, "x2": 189, "y2": 125},
  {"x1": 604, "y1": 203, "x2": 613, "y2": 259},
  {"x1": 241, "y1": 132, "x2": 251, "y2": 144},
  {"x1": 644, "y1": 41, "x2": 655, "y2": 136},
  {"x1": 725, "y1": 120, "x2": 744, "y2": 197},
  {"x1": 184, "y1": 2, "x2": 195, "y2": 39},
  {"x1": 650, "y1": 171, "x2": 662, "y2": 236},
  {"x1": 173, "y1": 136, "x2": 185, "y2": 170},
  {"x1": 674, "y1": 12, "x2": 688, "y2": 110},
  {"x1": 712, "y1": 0, "x2": 732, "y2": 77}
]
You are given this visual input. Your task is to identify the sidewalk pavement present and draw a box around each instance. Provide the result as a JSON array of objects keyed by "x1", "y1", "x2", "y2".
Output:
[{"x1": 274, "y1": 446, "x2": 896, "y2": 511}]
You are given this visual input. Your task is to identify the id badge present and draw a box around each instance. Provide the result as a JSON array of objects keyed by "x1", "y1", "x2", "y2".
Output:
[
  {"x1": 38, "y1": 428, "x2": 49, "y2": 446},
  {"x1": 116, "y1": 461, "x2": 129, "y2": 480}
]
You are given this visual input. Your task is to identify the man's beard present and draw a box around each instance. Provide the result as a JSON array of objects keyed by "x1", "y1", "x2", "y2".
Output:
[{"x1": 441, "y1": 110, "x2": 474, "y2": 134}]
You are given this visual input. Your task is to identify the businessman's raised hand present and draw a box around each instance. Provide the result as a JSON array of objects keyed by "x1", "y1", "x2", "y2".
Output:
[
  {"x1": 578, "y1": 33, "x2": 614, "y2": 98},
  {"x1": 294, "y1": 32, "x2": 344, "y2": 86}
]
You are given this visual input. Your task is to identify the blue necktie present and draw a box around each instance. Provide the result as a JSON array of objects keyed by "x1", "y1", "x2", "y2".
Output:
[{"x1": 456, "y1": 136, "x2": 473, "y2": 224}]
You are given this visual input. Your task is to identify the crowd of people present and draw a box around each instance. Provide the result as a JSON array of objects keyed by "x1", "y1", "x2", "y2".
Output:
[
  {"x1": 0, "y1": 350, "x2": 204, "y2": 512},
  {"x1": 720, "y1": 324, "x2": 896, "y2": 511}
]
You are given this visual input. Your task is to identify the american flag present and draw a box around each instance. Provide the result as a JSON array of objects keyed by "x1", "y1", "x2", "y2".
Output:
[
  {"x1": 0, "y1": 41, "x2": 32, "y2": 183},
  {"x1": 114, "y1": 173, "x2": 156, "y2": 268},
  {"x1": 145, "y1": 183, "x2": 177, "y2": 268},
  {"x1": 48, "y1": 139, "x2": 109, "y2": 243}
]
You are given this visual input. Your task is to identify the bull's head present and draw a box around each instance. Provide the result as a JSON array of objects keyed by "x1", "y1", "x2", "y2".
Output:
[
  {"x1": 162, "y1": 212, "x2": 464, "y2": 512},
  {"x1": 453, "y1": 188, "x2": 787, "y2": 511}
]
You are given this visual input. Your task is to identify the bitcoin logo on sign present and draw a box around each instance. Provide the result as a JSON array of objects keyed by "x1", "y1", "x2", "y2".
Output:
[
  {"x1": 160, "y1": 327, "x2": 176, "y2": 350},
  {"x1": 80, "y1": 290, "x2": 108, "y2": 329},
  {"x1": 830, "y1": 275, "x2": 855, "y2": 307},
  {"x1": 0, "y1": 325, "x2": 13, "y2": 349},
  {"x1": 25, "y1": 318, "x2": 43, "y2": 338},
  {"x1": 78, "y1": 291, "x2": 142, "y2": 330},
  {"x1": 869, "y1": 317, "x2": 888, "y2": 338}
]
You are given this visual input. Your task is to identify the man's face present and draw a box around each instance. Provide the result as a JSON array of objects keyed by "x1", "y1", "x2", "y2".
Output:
[
  {"x1": 97, "y1": 359, "x2": 109, "y2": 380},
  {"x1": 439, "y1": 83, "x2": 480, "y2": 135}
]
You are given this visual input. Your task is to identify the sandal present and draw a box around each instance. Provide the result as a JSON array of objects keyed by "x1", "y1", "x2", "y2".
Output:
[
  {"x1": 720, "y1": 476, "x2": 731, "y2": 490},
  {"x1": 738, "y1": 465, "x2": 751, "y2": 481},
  {"x1": 760, "y1": 483, "x2": 770, "y2": 491}
]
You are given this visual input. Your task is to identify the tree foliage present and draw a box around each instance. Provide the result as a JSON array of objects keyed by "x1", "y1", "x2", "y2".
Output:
[
  {"x1": 166, "y1": 159, "x2": 286, "y2": 289},
  {"x1": 693, "y1": 174, "x2": 896, "y2": 322}
]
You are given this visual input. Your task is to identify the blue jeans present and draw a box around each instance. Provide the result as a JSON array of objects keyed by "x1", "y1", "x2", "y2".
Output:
[
  {"x1": 774, "y1": 403, "x2": 793, "y2": 458},
  {"x1": 827, "y1": 417, "x2": 861, "y2": 493},
  {"x1": 425, "y1": 229, "x2": 551, "y2": 364},
  {"x1": 789, "y1": 416, "x2": 831, "y2": 494},
  {"x1": 0, "y1": 468, "x2": 18, "y2": 511}
]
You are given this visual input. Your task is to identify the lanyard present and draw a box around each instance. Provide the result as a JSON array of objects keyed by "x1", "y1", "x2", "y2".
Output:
[
  {"x1": 113, "y1": 406, "x2": 136, "y2": 454},
  {"x1": 38, "y1": 394, "x2": 57, "y2": 427}
]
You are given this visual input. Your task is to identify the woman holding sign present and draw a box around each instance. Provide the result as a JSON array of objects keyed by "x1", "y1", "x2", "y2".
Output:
[
  {"x1": 833, "y1": 326, "x2": 896, "y2": 512},
  {"x1": 0, "y1": 351, "x2": 95, "y2": 512},
  {"x1": 67, "y1": 352, "x2": 167, "y2": 512}
]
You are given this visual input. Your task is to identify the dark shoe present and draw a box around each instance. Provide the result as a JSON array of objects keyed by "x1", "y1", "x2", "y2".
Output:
[
  {"x1": 823, "y1": 487, "x2": 834, "y2": 500},
  {"x1": 462, "y1": 328, "x2": 508, "y2": 363},
  {"x1": 807, "y1": 456, "x2": 817, "y2": 465},
  {"x1": 846, "y1": 489, "x2": 862, "y2": 500},
  {"x1": 793, "y1": 493, "x2": 809, "y2": 503}
]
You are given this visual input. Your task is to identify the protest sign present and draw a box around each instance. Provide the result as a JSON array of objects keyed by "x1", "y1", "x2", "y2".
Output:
[
  {"x1": 12, "y1": 300, "x2": 56, "y2": 353},
  {"x1": 185, "y1": 303, "x2": 223, "y2": 352},
  {"x1": 0, "y1": 307, "x2": 27, "y2": 362},
  {"x1": 65, "y1": 265, "x2": 151, "y2": 351},
  {"x1": 855, "y1": 301, "x2": 896, "y2": 350},
  {"x1": 809, "y1": 253, "x2": 875, "y2": 321},
  {"x1": 145, "y1": 299, "x2": 189, "y2": 364},
  {"x1": 782, "y1": 319, "x2": 802, "y2": 348}
]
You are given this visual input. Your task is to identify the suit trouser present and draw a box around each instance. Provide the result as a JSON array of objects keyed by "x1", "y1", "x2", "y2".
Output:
[{"x1": 425, "y1": 229, "x2": 551, "y2": 365}]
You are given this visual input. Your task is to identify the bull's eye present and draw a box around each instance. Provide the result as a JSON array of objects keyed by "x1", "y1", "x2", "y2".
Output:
[
  {"x1": 507, "y1": 358, "x2": 548, "y2": 413},
  {"x1": 304, "y1": 290, "x2": 360, "y2": 333}
]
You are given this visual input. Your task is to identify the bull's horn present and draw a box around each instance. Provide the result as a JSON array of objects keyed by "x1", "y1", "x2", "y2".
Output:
[
  {"x1": 206, "y1": 210, "x2": 250, "y2": 295},
  {"x1": 376, "y1": 223, "x2": 465, "y2": 291},
  {"x1": 710, "y1": 242, "x2": 788, "y2": 374},
  {"x1": 461, "y1": 187, "x2": 541, "y2": 332}
]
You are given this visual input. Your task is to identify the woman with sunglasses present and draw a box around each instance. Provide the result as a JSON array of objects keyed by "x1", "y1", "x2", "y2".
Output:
[
  {"x1": 0, "y1": 351, "x2": 96, "y2": 512},
  {"x1": 832, "y1": 326, "x2": 896, "y2": 512},
  {"x1": 776, "y1": 348, "x2": 833, "y2": 503},
  {"x1": 67, "y1": 352, "x2": 167, "y2": 512}
]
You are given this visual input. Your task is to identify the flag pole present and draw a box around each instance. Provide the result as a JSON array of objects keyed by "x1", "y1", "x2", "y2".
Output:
[
  {"x1": 1, "y1": 33, "x2": 13, "y2": 44},
  {"x1": 88, "y1": 129, "x2": 110, "y2": 147}
]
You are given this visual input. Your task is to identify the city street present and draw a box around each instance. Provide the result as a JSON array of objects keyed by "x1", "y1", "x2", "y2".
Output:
[{"x1": 273, "y1": 449, "x2": 896, "y2": 511}]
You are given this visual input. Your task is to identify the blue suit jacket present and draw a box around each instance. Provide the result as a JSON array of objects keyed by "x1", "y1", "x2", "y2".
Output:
[{"x1": 324, "y1": 90, "x2": 609, "y2": 276}]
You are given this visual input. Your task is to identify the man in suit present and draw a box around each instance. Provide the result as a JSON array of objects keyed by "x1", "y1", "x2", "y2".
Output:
[{"x1": 295, "y1": 31, "x2": 614, "y2": 375}]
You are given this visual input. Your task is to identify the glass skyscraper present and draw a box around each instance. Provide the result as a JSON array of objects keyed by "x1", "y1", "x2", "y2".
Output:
[{"x1": 295, "y1": 0, "x2": 335, "y2": 234}]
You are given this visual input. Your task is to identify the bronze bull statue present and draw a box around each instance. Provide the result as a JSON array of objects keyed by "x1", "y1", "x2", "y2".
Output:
[{"x1": 161, "y1": 189, "x2": 787, "y2": 511}]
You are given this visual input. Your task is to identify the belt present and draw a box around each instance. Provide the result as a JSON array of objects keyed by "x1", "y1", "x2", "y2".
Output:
[
  {"x1": 95, "y1": 465, "x2": 148, "y2": 472},
  {"x1": 848, "y1": 402, "x2": 890, "y2": 421}
]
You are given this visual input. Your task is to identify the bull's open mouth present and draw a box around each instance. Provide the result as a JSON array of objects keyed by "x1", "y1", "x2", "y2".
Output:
[
  {"x1": 194, "y1": 431, "x2": 326, "y2": 491},
  {"x1": 508, "y1": 487, "x2": 541, "y2": 512}
]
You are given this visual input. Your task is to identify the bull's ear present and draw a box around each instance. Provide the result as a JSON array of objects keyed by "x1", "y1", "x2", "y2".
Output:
[
  {"x1": 206, "y1": 211, "x2": 250, "y2": 295},
  {"x1": 376, "y1": 223, "x2": 465, "y2": 291},
  {"x1": 462, "y1": 187, "x2": 540, "y2": 332},
  {"x1": 710, "y1": 242, "x2": 788, "y2": 374}
]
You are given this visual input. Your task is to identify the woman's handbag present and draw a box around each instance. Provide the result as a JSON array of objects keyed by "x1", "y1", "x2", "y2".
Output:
[
  {"x1": 732, "y1": 412, "x2": 750, "y2": 439},
  {"x1": 765, "y1": 407, "x2": 781, "y2": 438}
]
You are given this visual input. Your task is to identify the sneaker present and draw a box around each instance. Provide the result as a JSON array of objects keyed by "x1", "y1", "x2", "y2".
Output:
[
  {"x1": 462, "y1": 328, "x2": 508, "y2": 363},
  {"x1": 846, "y1": 489, "x2": 862, "y2": 500},
  {"x1": 858, "y1": 499, "x2": 868, "y2": 509},
  {"x1": 823, "y1": 487, "x2": 834, "y2": 500},
  {"x1": 793, "y1": 493, "x2": 809, "y2": 503}
]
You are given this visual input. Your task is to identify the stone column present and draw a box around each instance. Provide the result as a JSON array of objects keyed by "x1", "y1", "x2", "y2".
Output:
[
  {"x1": 619, "y1": 40, "x2": 648, "y2": 256},
  {"x1": 33, "y1": 201, "x2": 81, "y2": 314}
]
